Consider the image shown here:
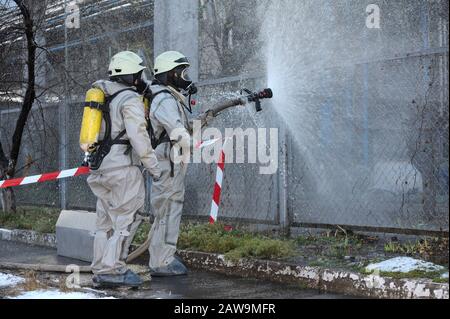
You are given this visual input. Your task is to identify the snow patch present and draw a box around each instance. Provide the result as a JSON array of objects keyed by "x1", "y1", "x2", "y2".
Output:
[
  {"x1": 0, "y1": 272, "x2": 25, "y2": 288},
  {"x1": 10, "y1": 289, "x2": 115, "y2": 299},
  {"x1": 441, "y1": 272, "x2": 449, "y2": 279},
  {"x1": 366, "y1": 257, "x2": 445, "y2": 273}
]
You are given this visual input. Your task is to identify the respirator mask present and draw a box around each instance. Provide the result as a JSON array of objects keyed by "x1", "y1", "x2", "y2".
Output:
[{"x1": 173, "y1": 66, "x2": 197, "y2": 113}]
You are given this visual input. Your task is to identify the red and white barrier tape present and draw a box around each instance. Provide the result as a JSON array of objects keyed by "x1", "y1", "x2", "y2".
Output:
[
  {"x1": 1, "y1": 139, "x2": 222, "y2": 190},
  {"x1": 0, "y1": 166, "x2": 90, "y2": 189},
  {"x1": 209, "y1": 139, "x2": 230, "y2": 224},
  {"x1": 195, "y1": 138, "x2": 222, "y2": 150},
  {"x1": 1, "y1": 139, "x2": 231, "y2": 226},
  {"x1": 209, "y1": 150, "x2": 225, "y2": 224}
]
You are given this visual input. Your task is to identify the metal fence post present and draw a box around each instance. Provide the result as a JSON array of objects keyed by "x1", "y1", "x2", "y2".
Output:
[
  {"x1": 59, "y1": 0, "x2": 69, "y2": 210},
  {"x1": 278, "y1": 126, "x2": 289, "y2": 235},
  {"x1": 154, "y1": 0, "x2": 199, "y2": 82}
]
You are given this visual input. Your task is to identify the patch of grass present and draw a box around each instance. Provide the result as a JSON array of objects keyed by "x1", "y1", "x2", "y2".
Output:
[
  {"x1": 360, "y1": 267, "x2": 447, "y2": 282},
  {"x1": 384, "y1": 238, "x2": 449, "y2": 266},
  {"x1": 2, "y1": 211, "x2": 295, "y2": 262},
  {"x1": 130, "y1": 222, "x2": 296, "y2": 261},
  {"x1": 296, "y1": 232, "x2": 364, "y2": 247},
  {"x1": 178, "y1": 223, "x2": 296, "y2": 261},
  {"x1": 384, "y1": 241, "x2": 421, "y2": 255},
  {"x1": 432, "y1": 277, "x2": 449, "y2": 284},
  {"x1": 132, "y1": 222, "x2": 150, "y2": 245},
  {"x1": 309, "y1": 257, "x2": 353, "y2": 269},
  {"x1": 295, "y1": 231, "x2": 366, "y2": 259},
  {"x1": 224, "y1": 237, "x2": 296, "y2": 261},
  {"x1": 21, "y1": 271, "x2": 47, "y2": 291},
  {"x1": 308, "y1": 260, "x2": 327, "y2": 267},
  {"x1": 178, "y1": 223, "x2": 242, "y2": 254},
  {"x1": 378, "y1": 270, "x2": 444, "y2": 281},
  {"x1": 0, "y1": 206, "x2": 60, "y2": 233}
]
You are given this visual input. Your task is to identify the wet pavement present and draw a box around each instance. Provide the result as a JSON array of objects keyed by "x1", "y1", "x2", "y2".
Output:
[
  {"x1": 0, "y1": 240, "x2": 88, "y2": 266},
  {"x1": 0, "y1": 240, "x2": 350, "y2": 299}
]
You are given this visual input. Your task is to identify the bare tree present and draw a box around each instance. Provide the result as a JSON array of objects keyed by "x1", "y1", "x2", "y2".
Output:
[
  {"x1": 0, "y1": 0, "x2": 47, "y2": 212},
  {"x1": 0, "y1": 0, "x2": 158, "y2": 213},
  {"x1": 199, "y1": 0, "x2": 265, "y2": 78}
]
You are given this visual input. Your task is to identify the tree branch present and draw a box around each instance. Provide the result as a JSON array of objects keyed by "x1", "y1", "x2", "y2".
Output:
[{"x1": 7, "y1": 0, "x2": 37, "y2": 177}]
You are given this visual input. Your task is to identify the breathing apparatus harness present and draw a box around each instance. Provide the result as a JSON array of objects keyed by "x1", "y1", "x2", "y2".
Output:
[
  {"x1": 144, "y1": 83, "x2": 191, "y2": 178},
  {"x1": 87, "y1": 88, "x2": 137, "y2": 170},
  {"x1": 145, "y1": 90, "x2": 171, "y2": 143}
]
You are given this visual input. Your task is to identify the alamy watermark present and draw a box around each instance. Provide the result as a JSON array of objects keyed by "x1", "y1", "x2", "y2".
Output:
[
  {"x1": 65, "y1": 1, "x2": 83, "y2": 29},
  {"x1": 366, "y1": 4, "x2": 381, "y2": 29},
  {"x1": 65, "y1": 264, "x2": 81, "y2": 289},
  {"x1": 65, "y1": 2, "x2": 381, "y2": 30},
  {"x1": 169, "y1": 120, "x2": 279, "y2": 175}
]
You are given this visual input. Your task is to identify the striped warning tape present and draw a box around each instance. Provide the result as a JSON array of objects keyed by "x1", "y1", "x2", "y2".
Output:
[
  {"x1": 1, "y1": 140, "x2": 231, "y2": 227},
  {"x1": 195, "y1": 138, "x2": 222, "y2": 150},
  {"x1": 209, "y1": 139, "x2": 230, "y2": 224},
  {"x1": 0, "y1": 166, "x2": 90, "y2": 189},
  {"x1": 209, "y1": 149, "x2": 225, "y2": 224},
  {"x1": 0, "y1": 138, "x2": 223, "y2": 189}
]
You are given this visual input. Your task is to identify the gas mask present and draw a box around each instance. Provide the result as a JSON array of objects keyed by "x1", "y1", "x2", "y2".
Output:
[
  {"x1": 154, "y1": 65, "x2": 198, "y2": 113},
  {"x1": 173, "y1": 66, "x2": 198, "y2": 113},
  {"x1": 186, "y1": 82, "x2": 198, "y2": 95},
  {"x1": 172, "y1": 66, "x2": 193, "y2": 91}
]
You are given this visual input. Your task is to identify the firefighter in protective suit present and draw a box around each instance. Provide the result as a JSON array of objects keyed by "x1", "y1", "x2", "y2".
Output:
[
  {"x1": 147, "y1": 51, "x2": 196, "y2": 276},
  {"x1": 87, "y1": 51, "x2": 161, "y2": 287}
]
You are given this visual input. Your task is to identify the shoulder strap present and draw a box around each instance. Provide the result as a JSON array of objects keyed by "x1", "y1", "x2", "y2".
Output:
[
  {"x1": 153, "y1": 89, "x2": 172, "y2": 97},
  {"x1": 103, "y1": 88, "x2": 137, "y2": 111},
  {"x1": 150, "y1": 89, "x2": 173, "y2": 111},
  {"x1": 100, "y1": 88, "x2": 137, "y2": 145},
  {"x1": 148, "y1": 89, "x2": 180, "y2": 177},
  {"x1": 88, "y1": 88, "x2": 137, "y2": 170},
  {"x1": 147, "y1": 89, "x2": 174, "y2": 148}
]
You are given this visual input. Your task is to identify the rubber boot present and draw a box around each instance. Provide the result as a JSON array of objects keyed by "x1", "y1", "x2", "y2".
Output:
[
  {"x1": 93, "y1": 269, "x2": 143, "y2": 288},
  {"x1": 149, "y1": 256, "x2": 188, "y2": 277}
]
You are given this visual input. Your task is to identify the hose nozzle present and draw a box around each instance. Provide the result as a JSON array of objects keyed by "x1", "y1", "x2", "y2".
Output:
[
  {"x1": 256, "y1": 88, "x2": 273, "y2": 100},
  {"x1": 242, "y1": 88, "x2": 273, "y2": 112}
]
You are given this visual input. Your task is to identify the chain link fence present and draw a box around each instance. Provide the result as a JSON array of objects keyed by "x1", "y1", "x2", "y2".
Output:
[
  {"x1": 1, "y1": 0, "x2": 448, "y2": 234},
  {"x1": 285, "y1": 54, "x2": 449, "y2": 232}
]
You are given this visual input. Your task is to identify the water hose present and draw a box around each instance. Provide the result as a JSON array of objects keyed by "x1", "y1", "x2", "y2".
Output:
[
  {"x1": 126, "y1": 221, "x2": 155, "y2": 263},
  {"x1": 208, "y1": 98, "x2": 247, "y2": 117},
  {"x1": 201, "y1": 88, "x2": 273, "y2": 118},
  {"x1": 0, "y1": 262, "x2": 92, "y2": 273},
  {"x1": 128, "y1": 88, "x2": 274, "y2": 261},
  {"x1": 0, "y1": 89, "x2": 274, "y2": 271}
]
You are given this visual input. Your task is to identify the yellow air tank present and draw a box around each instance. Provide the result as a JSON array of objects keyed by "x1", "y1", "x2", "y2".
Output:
[
  {"x1": 79, "y1": 88, "x2": 105, "y2": 153},
  {"x1": 143, "y1": 96, "x2": 150, "y2": 120}
]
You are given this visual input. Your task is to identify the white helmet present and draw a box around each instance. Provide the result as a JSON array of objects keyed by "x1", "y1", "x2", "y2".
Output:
[
  {"x1": 108, "y1": 51, "x2": 146, "y2": 77},
  {"x1": 154, "y1": 51, "x2": 190, "y2": 75}
]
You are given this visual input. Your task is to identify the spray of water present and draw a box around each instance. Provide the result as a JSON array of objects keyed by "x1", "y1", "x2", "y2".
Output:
[
  {"x1": 260, "y1": 0, "x2": 442, "y2": 227},
  {"x1": 262, "y1": 0, "x2": 348, "y2": 197},
  {"x1": 260, "y1": 0, "x2": 391, "y2": 222}
]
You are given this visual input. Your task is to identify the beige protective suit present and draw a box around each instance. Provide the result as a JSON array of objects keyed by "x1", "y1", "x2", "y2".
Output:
[
  {"x1": 148, "y1": 84, "x2": 192, "y2": 270},
  {"x1": 87, "y1": 80, "x2": 161, "y2": 275}
]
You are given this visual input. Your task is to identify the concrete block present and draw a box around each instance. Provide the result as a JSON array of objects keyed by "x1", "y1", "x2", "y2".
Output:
[{"x1": 56, "y1": 210, "x2": 96, "y2": 262}]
